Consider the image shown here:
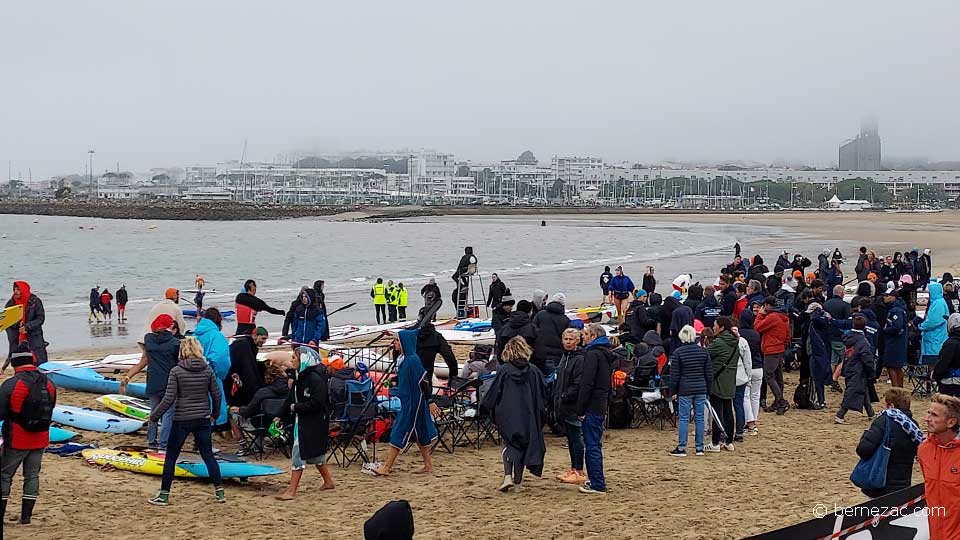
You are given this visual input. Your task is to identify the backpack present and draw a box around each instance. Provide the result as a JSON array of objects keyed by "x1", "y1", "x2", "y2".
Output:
[
  {"x1": 607, "y1": 384, "x2": 633, "y2": 429},
  {"x1": 792, "y1": 378, "x2": 817, "y2": 410},
  {"x1": 13, "y1": 372, "x2": 55, "y2": 432}
]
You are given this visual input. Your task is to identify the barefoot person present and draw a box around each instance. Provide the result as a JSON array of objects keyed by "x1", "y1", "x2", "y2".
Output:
[
  {"x1": 483, "y1": 336, "x2": 547, "y2": 492},
  {"x1": 276, "y1": 346, "x2": 334, "y2": 500},
  {"x1": 368, "y1": 329, "x2": 437, "y2": 476}
]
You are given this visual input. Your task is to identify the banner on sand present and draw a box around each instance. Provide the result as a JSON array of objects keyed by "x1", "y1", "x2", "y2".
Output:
[{"x1": 743, "y1": 484, "x2": 930, "y2": 540}]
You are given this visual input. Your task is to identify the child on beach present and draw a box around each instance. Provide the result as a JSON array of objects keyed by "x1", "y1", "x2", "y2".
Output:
[{"x1": 276, "y1": 346, "x2": 335, "y2": 500}]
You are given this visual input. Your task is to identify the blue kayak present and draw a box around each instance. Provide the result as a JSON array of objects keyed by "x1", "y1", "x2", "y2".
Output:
[
  {"x1": 183, "y1": 309, "x2": 235, "y2": 318},
  {"x1": 0, "y1": 421, "x2": 78, "y2": 443},
  {"x1": 453, "y1": 320, "x2": 492, "y2": 332},
  {"x1": 52, "y1": 405, "x2": 144, "y2": 434},
  {"x1": 39, "y1": 362, "x2": 147, "y2": 399}
]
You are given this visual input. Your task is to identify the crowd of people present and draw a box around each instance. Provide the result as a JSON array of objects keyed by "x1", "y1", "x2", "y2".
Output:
[{"x1": 3, "y1": 241, "x2": 960, "y2": 536}]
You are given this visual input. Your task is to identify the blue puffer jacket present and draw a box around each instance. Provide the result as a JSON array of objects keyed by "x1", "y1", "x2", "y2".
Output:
[
  {"x1": 668, "y1": 343, "x2": 712, "y2": 397},
  {"x1": 921, "y1": 282, "x2": 949, "y2": 358},
  {"x1": 194, "y1": 317, "x2": 230, "y2": 425},
  {"x1": 608, "y1": 275, "x2": 635, "y2": 296},
  {"x1": 285, "y1": 289, "x2": 326, "y2": 345}
]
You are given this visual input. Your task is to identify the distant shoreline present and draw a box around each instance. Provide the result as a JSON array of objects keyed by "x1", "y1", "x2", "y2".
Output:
[{"x1": 0, "y1": 198, "x2": 909, "y2": 222}]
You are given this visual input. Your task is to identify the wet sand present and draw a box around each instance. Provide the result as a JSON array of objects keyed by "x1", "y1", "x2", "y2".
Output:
[{"x1": 5, "y1": 210, "x2": 955, "y2": 539}]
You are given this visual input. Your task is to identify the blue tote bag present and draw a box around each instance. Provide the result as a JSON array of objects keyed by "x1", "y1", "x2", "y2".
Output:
[{"x1": 850, "y1": 414, "x2": 892, "y2": 491}]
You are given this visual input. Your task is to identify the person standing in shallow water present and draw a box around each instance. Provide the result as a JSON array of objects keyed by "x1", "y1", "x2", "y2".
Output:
[{"x1": 116, "y1": 285, "x2": 128, "y2": 323}]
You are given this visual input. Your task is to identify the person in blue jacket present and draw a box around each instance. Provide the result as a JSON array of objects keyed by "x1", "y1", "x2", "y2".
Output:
[
  {"x1": 368, "y1": 329, "x2": 437, "y2": 477},
  {"x1": 881, "y1": 288, "x2": 909, "y2": 388},
  {"x1": 920, "y1": 282, "x2": 949, "y2": 365},
  {"x1": 282, "y1": 287, "x2": 326, "y2": 346},
  {"x1": 608, "y1": 266, "x2": 635, "y2": 326},
  {"x1": 194, "y1": 308, "x2": 231, "y2": 429}
]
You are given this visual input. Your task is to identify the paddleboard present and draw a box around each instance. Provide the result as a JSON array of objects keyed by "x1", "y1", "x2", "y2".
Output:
[
  {"x1": 0, "y1": 421, "x2": 77, "y2": 444},
  {"x1": 53, "y1": 405, "x2": 144, "y2": 434},
  {"x1": 81, "y1": 448, "x2": 283, "y2": 479},
  {"x1": 0, "y1": 304, "x2": 23, "y2": 333},
  {"x1": 453, "y1": 320, "x2": 492, "y2": 332},
  {"x1": 437, "y1": 328, "x2": 496, "y2": 346},
  {"x1": 183, "y1": 308, "x2": 235, "y2": 318},
  {"x1": 96, "y1": 394, "x2": 151, "y2": 421},
  {"x1": 39, "y1": 362, "x2": 147, "y2": 399}
]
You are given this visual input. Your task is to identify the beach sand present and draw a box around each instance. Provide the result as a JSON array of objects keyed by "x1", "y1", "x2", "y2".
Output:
[{"x1": 4, "y1": 211, "x2": 955, "y2": 540}]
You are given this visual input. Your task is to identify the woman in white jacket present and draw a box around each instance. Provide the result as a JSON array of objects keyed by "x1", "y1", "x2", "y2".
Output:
[{"x1": 732, "y1": 327, "x2": 753, "y2": 443}]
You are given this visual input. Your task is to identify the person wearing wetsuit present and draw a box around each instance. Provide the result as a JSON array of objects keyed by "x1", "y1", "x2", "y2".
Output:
[
  {"x1": 116, "y1": 285, "x2": 129, "y2": 322},
  {"x1": 235, "y1": 280, "x2": 285, "y2": 336}
]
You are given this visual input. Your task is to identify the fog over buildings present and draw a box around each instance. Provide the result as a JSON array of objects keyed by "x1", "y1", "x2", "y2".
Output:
[{"x1": 1, "y1": 1, "x2": 958, "y2": 179}]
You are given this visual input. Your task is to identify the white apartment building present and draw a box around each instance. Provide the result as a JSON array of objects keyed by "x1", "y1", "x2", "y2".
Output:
[
  {"x1": 551, "y1": 156, "x2": 605, "y2": 194},
  {"x1": 408, "y1": 151, "x2": 456, "y2": 200}
]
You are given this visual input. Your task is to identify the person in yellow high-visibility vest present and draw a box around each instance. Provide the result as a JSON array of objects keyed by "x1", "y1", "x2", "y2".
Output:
[
  {"x1": 397, "y1": 283, "x2": 408, "y2": 321},
  {"x1": 370, "y1": 278, "x2": 387, "y2": 324},
  {"x1": 386, "y1": 280, "x2": 399, "y2": 323}
]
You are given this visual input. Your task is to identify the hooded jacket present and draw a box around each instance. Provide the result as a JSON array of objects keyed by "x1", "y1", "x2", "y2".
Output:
[
  {"x1": 532, "y1": 301, "x2": 570, "y2": 365},
  {"x1": 492, "y1": 305, "x2": 512, "y2": 337},
  {"x1": 921, "y1": 282, "x2": 949, "y2": 357},
  {"x1": 194, "y1": 317, "x2": 231, "y2": 425},
  {"x1": 625, "y1": 298, "x2": 651, "y2": 340},
  {"x1": 5, "y1": 281, "x2": 47, "y2": 364},
  {"x1": 634, "y1": 330, "x2": 666, "y2": 373},
  {"x1": 151, "y1": 356, "x2": 222, "y2": 422},
  {"x1": 143, "y1": 330, "x2": 181, "y2": 395},
  {"x1": 282, "y1": 288, "x2": 326, "y2": 345},
  {"x1": 807, "y1": 308, "x2": 833, "y2": 385},
  {"x1": 481, "y1": 359, "x2": 547, "y2": 478},
  {"x1": 683, "y1": 283, "x2": 704, "y2": 313},
  {"x1": 669, "y1": 305, "x2": 694, "y2": 354},
  {"x1": 486, "y1": 278, "x2": 507, "y2": 308},
  {"x1": 659, "y1": 295, "x2": 680, "y2": 344},
  {"x1": 882, "y1": 299, "x2": 909, "y2": 369},
  {"x1": 668, "y1": 343, "x2": 712, "y2": 397},
  {"x1": 599, "y1": 269, "x2": 613, "y2": 294},
  {"x1": 576, "y1": 336, "x2": 613, "y2": 416},
  {"x1": 840, "y1": 330, "x2": 874, "y2": 412},
  {"x1": 291, "y1": 356, "x2": 330, "y2": 461},
  {"x1": 227, "y1": 337, "x2": 264, "y2": 406},
  {"x1": 918, "y1": 432, "x2": 960, "y2": 539},
  {"x1": 496, "y1": 311, "x2": 537, "y2": 360},
  {"x1": 706, "y1": 330, "x2": 739, "y2": 399}
]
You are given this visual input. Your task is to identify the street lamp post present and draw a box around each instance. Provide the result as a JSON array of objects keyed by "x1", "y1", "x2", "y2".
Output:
[{"x1": 88, "y1": 150, "x2": 95, "y2": 198}]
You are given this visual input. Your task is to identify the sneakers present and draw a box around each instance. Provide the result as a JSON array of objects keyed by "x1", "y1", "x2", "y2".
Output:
[
  {"x1": 830, "y1": 381, "x2": 843, "y2": 393},
  {"x1": 776, "y1": 401, "x2": 790, "y2": 415},
  {"x1": 669, "y1": 447, "x2": 687, "y2": 457},
  {"x1": 147, "y1": 491, "x2": 169, "y2": 506},
  {"x1": 578, "y1": 481, "x2": 606, "y2": 495},
  {"x1": 833, "y1": 416, "x2": 845, "y2": 424},
  {"x1": 746, "y1": 426, "x2": 759, "y2": 436},
  {"x1": 497, "y1": 475, "x2": 514, "y2": 493},
  {"x1": 722, "y1": 443, "x2": 735, "y2": 451},
  {"x1": 215, "y1": 487, "x2": 226, "y2": 504},
  {"x1": 733, "y1": 435, "x2": 744, "y2": 443},
  {"x1": 704, "y1": 444, "x2": 722, "y2": 453},
  {"x1": 695, "y1": 448, "x2": 705, "y2": 456}
]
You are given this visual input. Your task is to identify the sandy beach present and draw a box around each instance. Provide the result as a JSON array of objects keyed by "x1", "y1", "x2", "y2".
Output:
[{"x1": 5, "y1": 211, "x2": 957, "y2": 540}]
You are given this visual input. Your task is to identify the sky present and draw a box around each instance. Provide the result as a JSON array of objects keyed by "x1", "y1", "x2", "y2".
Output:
[{"x1": 2, "y1": 1, "x2": 958, "y2": 179}]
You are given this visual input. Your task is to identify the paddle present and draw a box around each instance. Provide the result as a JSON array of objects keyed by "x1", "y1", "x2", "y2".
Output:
[{"x1": 326, "y1": 302, "x2": 356, "y2": 318}]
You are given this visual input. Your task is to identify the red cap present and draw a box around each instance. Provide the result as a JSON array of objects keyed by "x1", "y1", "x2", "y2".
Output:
[{"x1": 151, "y1": 313, "x2": 175, "y2": 332}]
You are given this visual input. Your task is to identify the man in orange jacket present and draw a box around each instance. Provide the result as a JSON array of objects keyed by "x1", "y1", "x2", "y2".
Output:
[
  {"x1": 754, "y1": 297, "x2": 791, "y2": 415},
  {"x1": 919, "y1": 393, "x2": 960, "y2": 539}
]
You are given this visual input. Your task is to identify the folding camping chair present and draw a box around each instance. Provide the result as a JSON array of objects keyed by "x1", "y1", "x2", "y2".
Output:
[
  {"x1": 328, "y1": 378, "x2": 379, "y2": 468},
  {"x1": 431, "y1": 377, "x2": 483, "y2": 453},
  {"x1": 906, "y1": 363, "x2": 938, "y2": 398},
  {"x1": 236, "y1": 397, "x2": 293, "y2": 460}
]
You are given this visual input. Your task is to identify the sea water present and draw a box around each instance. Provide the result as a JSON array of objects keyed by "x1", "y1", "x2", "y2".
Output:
[{"x1": 0, "y1": 213, "x2": 774, "y2": 353}]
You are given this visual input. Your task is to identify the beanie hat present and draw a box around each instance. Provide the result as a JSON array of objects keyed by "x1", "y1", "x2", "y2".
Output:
[
  {"x1": 10, "y1": 342, "x2": 33, "y2": 367},
  {"x1": 867, "y1": 272, "x2": 878, "y2": 281},
  {"x1": 164, "y1": 288, "x2": 179, "y2": 300},
  {"x1": 551, "y1": 293, "x2": 566, "y2": 306},
  {"x1": 500, "y1": 293, "x2": 515, "y2": 306},
  {"x1": 678, "y1": 325, "x2": 697, "y2": 344},
  {"x1": 255, "y1": 326, "x2": 269, "y2": 337},
  {"x1": 900, "y1": 274, "x2": 914, "y2": 285},
  {"x1": 516, "y1": 299, "x2": 532, "y2": 314},
  {"x1": 672, "y1": 290, "x2": 681, "y2": 299},
  {"x1": 151, "y1": 313, "x2": 174, "y2": 332},
  {"x1": 635, "y1": 289, "x2": 647, "y2": 298},
  {"x1": 792, "y1": 270, "x2": 802, "y2": 278},
  {"x1": 948, "y1": 313, "x2": 960, "y2": 333}
]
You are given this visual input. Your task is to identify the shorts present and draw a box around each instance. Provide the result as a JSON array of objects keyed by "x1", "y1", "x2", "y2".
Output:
[{"x1": 291, "y1": 439, "x2": 326, "y2": 470}]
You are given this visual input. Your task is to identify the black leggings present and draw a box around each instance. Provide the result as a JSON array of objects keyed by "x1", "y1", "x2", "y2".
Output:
[{"x1": 710, "y1": 395, "x2": 734, "y2": 445}]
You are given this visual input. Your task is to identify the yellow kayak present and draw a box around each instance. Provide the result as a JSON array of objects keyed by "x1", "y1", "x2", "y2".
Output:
[
  {"x1": 0, "y1": 305, "x2": 23, "y2": 333},
  {"x1": 96, "y1": 394, "x2": 151, "y2": 421}
]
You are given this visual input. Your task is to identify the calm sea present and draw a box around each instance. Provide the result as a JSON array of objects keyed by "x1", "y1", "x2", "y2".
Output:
[{"x1": 0, "y1": 213, "x2": 778, "y2": 355}]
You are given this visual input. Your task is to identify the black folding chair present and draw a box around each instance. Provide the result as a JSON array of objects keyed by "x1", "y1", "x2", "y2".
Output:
[{"x1": 236, "y1": 397, "x2": 292, "y2": 460}]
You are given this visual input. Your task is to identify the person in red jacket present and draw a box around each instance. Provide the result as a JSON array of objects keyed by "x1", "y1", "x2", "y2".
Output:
[
  {"x1": 754, "y1": 297, "x2": 791, "y2": 415},
  {"x1": 918, "y1": 393, "x2": 960, "y2": 540},
  {"x1": 100, "y1": 288, "x2": 114, "y2": 321},
  {"x1": 0, "y1": 345, "x2": 57, "y2": 525},
  {"x1": 235, "y1": 279, "x2": 285, "y2": 336}
]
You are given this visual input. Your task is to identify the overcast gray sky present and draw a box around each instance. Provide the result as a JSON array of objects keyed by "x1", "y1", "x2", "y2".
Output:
[{"x1": 2, "y1": 1, "x2": 958, "y2": 179}]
